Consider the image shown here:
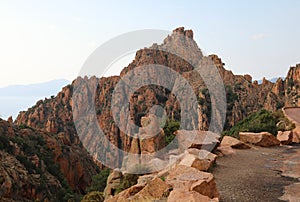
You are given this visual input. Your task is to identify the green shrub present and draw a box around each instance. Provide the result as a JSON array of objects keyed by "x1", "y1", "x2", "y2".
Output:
[
  {"x1": 81, "y1": 191, "x2": 104, "y2": 202},
  {"x1": 16, "y1": 155, "x2": 36, "y2": 174},
  {"x1": 223, "y1": 110, "x2": 278, "y2": 138},
  {"x1": 115, "y1": 164, "x2": 151, "y2": 194},
  {"x1": 163, "y1": 120, "x2": 180, "y2": 145},
  {"x1": 0, "y1": 176, "x2": 4, "y2": 184},
  {"x1": 115, "y1": 174, "x2": 139, "y2": 194},
  {"x1": 18, "y1": 124, "x2": 32, "y2": 130},
  {"x1": 87, "y1": 169, "x2": 110, "y2": 192}
]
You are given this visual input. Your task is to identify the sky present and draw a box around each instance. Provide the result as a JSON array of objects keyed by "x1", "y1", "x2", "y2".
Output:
[{"x1": 0, "y1": 0, "x2": 299, "y2": 87}]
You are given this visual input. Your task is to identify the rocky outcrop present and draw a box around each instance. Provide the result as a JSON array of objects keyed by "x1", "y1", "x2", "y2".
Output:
[
  {"x1": 0, "y1": 118, "x2": 99, "y2": 201},
  {"x1": 105, "y1": 164, "x2": 219, "y2": 202},
  {"x1": 239, "y1": 132, "x2": 280, "y2": 147},
  {"x1": 102, "y1": 136, "x2": 220, "y2": 201},
  {"x1": 284, "y1": 64, "x2": 300, "y2": 106},
  {"x1": 103, "y1": 170, "x2": 123, "y2": 199},
  {"x1": 0, "y1": 150, "x2": 61, "y2": 201}
]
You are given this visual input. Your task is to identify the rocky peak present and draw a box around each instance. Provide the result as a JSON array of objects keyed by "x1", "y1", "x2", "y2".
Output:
[
  {"x1": 171, "y1": 27, "x2": 194, "y2": 39},
  {"x1": 286, "y1": 64, "x2": 300, "y2": 83}
]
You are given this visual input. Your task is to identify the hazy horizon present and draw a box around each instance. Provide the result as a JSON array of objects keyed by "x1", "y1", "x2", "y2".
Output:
[{"x1": 0, "y1": 0, "x2": 299, "y2": 87}]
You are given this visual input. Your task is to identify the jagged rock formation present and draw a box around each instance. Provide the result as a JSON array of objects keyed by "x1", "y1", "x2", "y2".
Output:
[
  {"x1": 14, "y1": 27, "x2": 300, "y2": 170},
  {"x1": 103, "y1": 134, "x2": 220, "y2": 201},
  {"x1": 0, "y1": 118, "x2": 99, "y2": 201}
]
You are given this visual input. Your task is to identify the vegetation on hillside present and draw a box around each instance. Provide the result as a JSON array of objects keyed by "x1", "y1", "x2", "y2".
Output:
[
  {"x1": 81, "y1": 191, "x2": 104, "y2": 202},
  {"x1": 163, "y1": 120, "x2": 180, "y2": 145},
  {"x1": 0, "y1": 125, "x2": 81, "y2": 201},
  {"x1": 222, "y1": 109, "x2": 295, "y2": 138},
  {"x1": 87, "y1": 169, "x2": 110, "y2": 193}
]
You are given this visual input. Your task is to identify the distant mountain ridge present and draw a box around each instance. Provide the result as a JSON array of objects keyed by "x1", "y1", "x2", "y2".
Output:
[
  {"x1": 0, "y1": 79, "x2": 70, "y2": 97},
  {"x1": 0, "y1": 79, "x2": 70, "y2": 119},
  {"x1": 257, "y1": 77, "x2": 285, "y2": 84}
]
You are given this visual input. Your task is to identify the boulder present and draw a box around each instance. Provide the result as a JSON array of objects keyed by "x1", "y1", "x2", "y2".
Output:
[
  {"x1": 239, "y1": 132, "x2": 280, "y2": 147},
  {"x1": 106, "y1": 178, "x2": 169, "y2": 202},
  {"x1": 176, "y1": 130, "x2": 220, "y2": 152},
  {"x1": 105, "y1": 184, "x2": 145, "y2": 202},
  {"x1": 130, "y1": 178, "x2": 169, "y2": 201},
  {"x1": 166, "y1": 165, "x2": 219, "y2": 199},
  {"x1": 292, "y1": 127, "x2": 300, "y2": 143},
  {"x1": 179, "y1": 150, "x2": 217, "y2": 171},
  {"x1": 216, "y1": 146, "x2": 236, "y2": 156},
  {"x1": 167, "y1": 190, "x2": 218, "y2": 202},
  {"x1": 277, "y1": 131, "x2": 293, "y2": 145},
  {"x1": 220, "y1": 136, "x2": 251, "y2": 149}
]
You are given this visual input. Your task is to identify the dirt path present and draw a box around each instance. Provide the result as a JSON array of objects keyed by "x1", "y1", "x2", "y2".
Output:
[{"x1": 213, "y1": 146, "x2": 298, "y2": 202}]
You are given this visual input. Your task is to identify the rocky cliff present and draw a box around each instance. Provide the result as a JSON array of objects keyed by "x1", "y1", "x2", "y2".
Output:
[
  {"x1": 14, "y1": 27, "x2": 300, "y2": 170},
  {"x1": 0, "y1": 118, "x2": 99, "y2": 202}
]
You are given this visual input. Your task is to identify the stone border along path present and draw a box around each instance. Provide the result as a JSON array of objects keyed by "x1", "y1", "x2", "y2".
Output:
[{"x1": 213, "y1": 145, "x2": 299, "y2": 202}]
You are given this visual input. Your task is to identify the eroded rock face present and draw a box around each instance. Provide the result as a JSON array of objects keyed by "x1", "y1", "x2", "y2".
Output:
[
  {"x1": 104, "y1": 170, "x2": 123, "y2": 200},
  {"x1": 239, "y1": 132, "x2": 280, "y2": 147},
  {"x1": 0, "y1": 119, "x2": 99, "y2": 201},
  {"x1": 0, "y1": 150, "x2": 60, "y2": 201}
]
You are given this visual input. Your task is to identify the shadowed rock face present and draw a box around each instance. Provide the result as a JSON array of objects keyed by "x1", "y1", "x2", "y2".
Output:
[
  {"x1": 14, "y1": 27, "x2": 300, "y2": 170},
  {"x1": 0, "y1": 118, "x2": 99, "y2": 201}
]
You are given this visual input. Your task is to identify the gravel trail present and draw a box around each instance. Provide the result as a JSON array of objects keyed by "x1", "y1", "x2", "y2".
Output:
[{"x1": 213, "y1": 146, "x2": 297, "y2": 202}]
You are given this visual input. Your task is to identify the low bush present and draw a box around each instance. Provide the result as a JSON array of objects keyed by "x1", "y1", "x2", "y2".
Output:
[
  {"x1": 87, "y1": 169, "x2": 110, "y2": 192},
  {"x1": 223, "y1": 110, "x2": 278, "y2": 138}
]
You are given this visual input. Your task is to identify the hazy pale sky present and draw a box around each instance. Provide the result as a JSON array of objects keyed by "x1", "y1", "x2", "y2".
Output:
[{"x1": 0, "y1": 0, "x2": 299, "y2": 87}]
